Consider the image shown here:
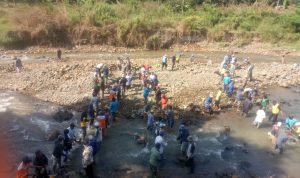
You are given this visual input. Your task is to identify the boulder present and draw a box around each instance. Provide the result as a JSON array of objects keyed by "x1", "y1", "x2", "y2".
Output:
[
  {"x1": 46, "y1": 129, "x2": 60, "y2": 141},
  {"x1": 53, "y1": 109, "x2": 73, "y2": 122}
]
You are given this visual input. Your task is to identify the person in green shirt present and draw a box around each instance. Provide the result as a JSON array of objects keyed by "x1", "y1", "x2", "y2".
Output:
[
  {"x1": 261, "y1": 95, "x2": 269, "y2": 111},
  {"x1": 149, "y1": 143, "x2": 161, "y2": 178}
]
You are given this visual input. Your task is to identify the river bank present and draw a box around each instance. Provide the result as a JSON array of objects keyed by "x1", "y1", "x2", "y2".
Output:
[
  {"x1": 0, "y1": 50, "x2": 299, "y2": 109},
  {"x1": 1, "y1": 42, "x2": 300, "y2": 58}
]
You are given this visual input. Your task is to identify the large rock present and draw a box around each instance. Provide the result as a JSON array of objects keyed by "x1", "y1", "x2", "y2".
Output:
[
  {"x1": 46, "y1": 129, "x2": 60, "y2": 141},
  {"x1": 53, "y1": 109, "x2": 73, "y2": 122}
]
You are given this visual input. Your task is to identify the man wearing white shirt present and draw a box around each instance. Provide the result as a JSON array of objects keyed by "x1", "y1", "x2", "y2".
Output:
[
  {"x1": 253, "y1": 106, "x2": 266, "y2": 128},
  {"x1": 154, "y1": 131, "x2": 167, "y2": 158}
]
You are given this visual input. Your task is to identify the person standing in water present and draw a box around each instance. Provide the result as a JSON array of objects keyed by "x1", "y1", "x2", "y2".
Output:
[
  {"x1": 253, "y1": 106, "x2": 266, "y2": 128},
  {"x1": 82, "y1": 140, "x2": 94, "y2": 178},
  {"x1": 149, "y1": 143, "x2": 161, "y2": 178},
  {"x1": 186, "y1": 136, "x2": 196, "y2": 174},
  {"x1": 269, "y1": 100, "x2": 282, "y2": 125}
]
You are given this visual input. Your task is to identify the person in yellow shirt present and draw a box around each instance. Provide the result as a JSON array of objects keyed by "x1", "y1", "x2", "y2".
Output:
[
  {"x1": 80, "y1": 110, "x2": 88, "y2": 140},
  {"x1": 268, "y1": 101, "x2": 282, "y2": 124},
  {"x1": 215, "y1": 87, "x2": 224, "y2": 111}
]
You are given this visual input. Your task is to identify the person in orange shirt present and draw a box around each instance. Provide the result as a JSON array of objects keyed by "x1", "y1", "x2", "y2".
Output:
[
  {"x1": 16, "y1": 156, "x2": 33, "y2": 178},
  {"x1": 97, "y1": 111, "x2": 107, "y2": 138},
  {"x1": 161, "y1": 94, "x2": 168, "y2": 110}
]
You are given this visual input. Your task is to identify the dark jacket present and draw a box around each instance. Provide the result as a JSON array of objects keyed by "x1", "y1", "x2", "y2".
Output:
[
  {"x1": 63, "y1": 132, "x2": 72, "y2": 151},
  {"x1": 34, "y1": 153, "x2": 48, "y2": 167},
  {"x1": 177, "y1": 127, "x2": 189, "y2": 143},
  {"x1": 53, "y1": 140, "x2": 64, "y2": 158}
]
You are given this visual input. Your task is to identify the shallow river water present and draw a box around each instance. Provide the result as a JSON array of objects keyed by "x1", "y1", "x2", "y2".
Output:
[{"x1": 1, "y1": 86, "x2": 300, "y2": 178}]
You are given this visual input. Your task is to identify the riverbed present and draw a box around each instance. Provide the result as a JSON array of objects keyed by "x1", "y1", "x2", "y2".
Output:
[{"x1": 1, "y1": 50, "x2": 299, "y2": 64}]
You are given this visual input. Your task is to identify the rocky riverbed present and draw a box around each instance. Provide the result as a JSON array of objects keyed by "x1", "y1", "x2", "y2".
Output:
[{"x1": 0, "y1": 52, "x2": 299, "y2": 109}]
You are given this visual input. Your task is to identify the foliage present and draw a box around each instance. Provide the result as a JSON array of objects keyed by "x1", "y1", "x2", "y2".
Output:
[{"x1": 1, "y1": 1, "x2": 300, "y2": 49}]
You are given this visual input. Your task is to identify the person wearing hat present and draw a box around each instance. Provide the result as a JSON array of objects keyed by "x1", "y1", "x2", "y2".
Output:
[
  {"x1": 82, "y1": 139, "x2": 94, "y2": 178},
  {"x1": 33, "y1": 150, "x2": 48, "y2": 178},
  {"x1": 177, "y1": 123, "x2": 190, "y2": 155},
  {"x1": 149, "y1": 143, "x2": 161, "y2": 178},
  {"x1": 52, "y1": 135, "x2": 65, "y2": 173},
  {"x1": 186, "y1": 136, "x2": 196, "y2": 174}
]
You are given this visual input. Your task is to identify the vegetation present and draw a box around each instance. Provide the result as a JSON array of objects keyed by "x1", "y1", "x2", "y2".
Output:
[{"x1": 1, "y1": 0, "x2": 300, "y2": 49}]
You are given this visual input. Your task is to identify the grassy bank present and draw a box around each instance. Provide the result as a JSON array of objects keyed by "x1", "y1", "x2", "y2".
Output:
[{"x1": 0, "y1": 1, "x2": 300, "y2": 49}]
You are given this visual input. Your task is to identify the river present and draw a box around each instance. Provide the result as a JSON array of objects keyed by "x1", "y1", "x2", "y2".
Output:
[{"x1": 1, "y1": 86, "x2": 299, "y2": 178}]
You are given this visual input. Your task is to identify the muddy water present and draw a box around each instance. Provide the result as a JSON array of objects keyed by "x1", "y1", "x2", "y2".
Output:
[
  {"x1": 1, "y1": 50, "x2": 299, "y2": 63},
  {"x1": 0, "y1": 90, "x2": 79, "y2": 176},
  {"x1": 74, "y1": 88, "x2": 300, "y2": 178},
  {"x1": 1, "y1": 87, "x2": 300, "y2": 178}
]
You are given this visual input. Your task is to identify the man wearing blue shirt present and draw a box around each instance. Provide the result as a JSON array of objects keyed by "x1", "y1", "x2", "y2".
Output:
[{"x1": 110, "y1": 98, "x2": 119, "y2": 121}]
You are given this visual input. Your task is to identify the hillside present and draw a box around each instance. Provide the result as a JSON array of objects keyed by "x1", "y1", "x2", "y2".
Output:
[{"x1": 1, "y1": 1, "x2": 300, "y2": 50}]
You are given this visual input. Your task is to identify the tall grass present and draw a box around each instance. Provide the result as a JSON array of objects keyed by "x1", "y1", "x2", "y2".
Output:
[{"x1": 1, "y1": 1, "x2": 300, "y2": 49}]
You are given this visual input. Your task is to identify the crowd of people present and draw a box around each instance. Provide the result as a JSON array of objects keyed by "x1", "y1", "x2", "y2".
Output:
[{"x1": 15, "y1": 52, "x2": 299, "y2": 178}]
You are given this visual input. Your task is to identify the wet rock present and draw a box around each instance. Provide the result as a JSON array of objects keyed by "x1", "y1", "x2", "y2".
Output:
[
  {"x1": 64, "y1": 171, "x2": 80, "y2": 178},
  {"x1": 53, "y1": 109, "x2": 74, "y2": 122},
  {"x1": 238, "y1": 160, "x2": 251, "y2": 170},
  {"x1": 219, "y1": 125, "x2": 231, "y2": 136},
  {"x1": 46, "y1": 129, "x2": 60, "y2": 141}
]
